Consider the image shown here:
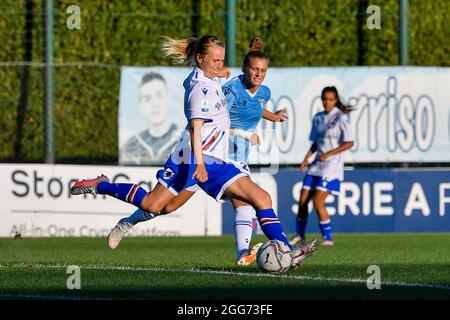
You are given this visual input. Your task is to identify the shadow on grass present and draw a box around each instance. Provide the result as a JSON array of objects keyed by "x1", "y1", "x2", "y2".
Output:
[{"x1": 1, "y1": 263, "x2": 449, "y2": 300}]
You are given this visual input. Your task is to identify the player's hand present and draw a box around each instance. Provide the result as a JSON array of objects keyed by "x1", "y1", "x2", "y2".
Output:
[
  {"x1": 250, "y1": 133, "x2": 261, "y2": 145},
  {"x1": 274, "y1": 109, "x2": 288, "y2": 122},
  {"x1": 218, "y1": 67, "x2": 231, "y2": 79},
  {"x1": 300, "y1": 160, "x2": 309, "y2": 172},
  {"x1": 193, "y1": 163, "x2": 208, "y2": 183},
  {"x1": 319, "y1": 152, "x2": 331, "y2": 161}
]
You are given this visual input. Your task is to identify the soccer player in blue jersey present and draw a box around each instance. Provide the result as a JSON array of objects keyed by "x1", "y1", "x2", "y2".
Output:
[
  {"x1": 222, "y1": 38, "x2": 291, "y2": 265},
  {"x1": 71, "y1": 35, "x2": 317, "y2": 269},
  {"x1": 290, "y1": 86, "x2": 354, "y2": 247}
]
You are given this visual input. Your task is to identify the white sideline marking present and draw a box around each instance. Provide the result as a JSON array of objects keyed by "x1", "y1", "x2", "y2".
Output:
[{"x1": 0, "y1": 263, "x2": 449, "y2": 299}]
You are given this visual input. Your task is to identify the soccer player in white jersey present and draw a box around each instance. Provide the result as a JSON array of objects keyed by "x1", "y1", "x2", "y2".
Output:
[
  {"x1": 70, "y1": 35, "x2": 316, "y2": 269},
  {"x1": 290, "y1": 86, "x2": 354, "y2": 247},
  {"x1": 98, "y1": 38, "x2": 316, "y2": 267}
]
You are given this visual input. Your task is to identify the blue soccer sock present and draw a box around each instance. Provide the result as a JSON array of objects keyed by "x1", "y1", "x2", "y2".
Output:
[
  {"x1": 120, "y1": 208, "x2": 157, "y2": 229},
  {"x1": 296, "y1": 217, "x2": 308, "y2": 240},
  {"x1": 256, "y1": 208, "x2": 291, "y2": 249},
  {"x1": 97, "y1": 182, "x2": 147, "y2": 208},
  {"x1": 319, "y1": 219, "x2": 333, "y2": 241}
]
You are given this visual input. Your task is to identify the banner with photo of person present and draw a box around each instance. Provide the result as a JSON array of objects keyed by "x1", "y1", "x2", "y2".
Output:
[{"x1": 119, "y1": 67, "x2": 450, "y2": 165}]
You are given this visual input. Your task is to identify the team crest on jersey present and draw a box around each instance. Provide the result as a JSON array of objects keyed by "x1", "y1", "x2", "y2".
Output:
[
  {"x1": 242, "y1": 99, "x2": 248, "y2": 107},
  {"x1": 201, "y1": 87, "x2": 208, "y2": 96},
  {"x1": 214, "y1": 102, "x2": 222, "y2": 110},
  {"x1": 201, "y1": 100, "x2": 209, "y2": 112},
  {"x1": 259, "y1": 99, "x2": 266, "y2": 108},
  {"x1": 162, "y1": 168, "x2": 175, "y2": 180}
]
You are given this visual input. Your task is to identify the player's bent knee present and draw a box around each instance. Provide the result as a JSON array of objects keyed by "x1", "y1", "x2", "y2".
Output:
[
  {"x1": 255, "y1": 189, "x2": 272, "y2": 209},
  {"x1": 161, "y1": 204, "x2": 176, "y2": 214},
  {"x1": 299, "y1": 199, "x2": 309, "y2": 207},
  {"x1": 312, "y1": 197, "x2": 324, "y2": 209},
  {"x1": 141, "y1": 202, "x2": 164, "y2": 214}
]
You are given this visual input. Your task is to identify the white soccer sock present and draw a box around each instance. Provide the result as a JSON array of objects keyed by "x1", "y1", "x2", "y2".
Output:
[{"x1": 234, "y1": 205, "x2": 255, "y2": 259}]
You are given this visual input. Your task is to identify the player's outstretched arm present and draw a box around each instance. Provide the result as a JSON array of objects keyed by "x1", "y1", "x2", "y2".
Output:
[
  {"x1": 262, "y1": 108, "x2": 288, "y2": 122},
  {"x1": 300, "y1": 142, "x2": 317, "y2": 172},
  {"x1": 229, "y1": 128, "x2": 260, "y2": 145}
]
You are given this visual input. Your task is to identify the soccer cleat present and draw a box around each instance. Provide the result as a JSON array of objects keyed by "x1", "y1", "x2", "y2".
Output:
[
  {"x1": 290, "y1": 238, "x2": 319, "y2": 270},
  {"x1": 107, "y1": 222, "x2": 130, "y2": 250},
  {"x1": 289, "y1": 234, "x2": 305, "y2": 247},
  {"x1": 70, "y1": 174, "x2": 110, "y2": 195},
  {"x1": 322, "y1": 240, "x2": 334, "y2": 247},
  {"x1": 236, "y1": 242, "x2": 263, "y2": 266}
]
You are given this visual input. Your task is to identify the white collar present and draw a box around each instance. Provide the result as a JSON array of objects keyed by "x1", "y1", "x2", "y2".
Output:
[
  {"x1": 325, "y1": 107, "x2": 340, "y2": 118},
  {"x1": 193, "y1": 67, "x2": 217, "y2": 83},
  {"x1": 245, "y1": 89, "x2": 258, "y2": 98}
]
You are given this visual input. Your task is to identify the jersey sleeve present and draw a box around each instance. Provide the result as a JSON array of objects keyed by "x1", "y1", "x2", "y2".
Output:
[
  {"x1": 265, "y1": 86, "x2": 271, "y2": 100},
  {"x1": 188, "y1": 86, "x2": 213, "y2": 123},
  {"x1": 339, "y1": 114, "x2": 354, "y2": 142},
  {"x1": 309, "y1": 114, "x2": 318, "y2": 142},
  {"x1": 223, "y1": 85, "x2": 237, "y2": 111}
]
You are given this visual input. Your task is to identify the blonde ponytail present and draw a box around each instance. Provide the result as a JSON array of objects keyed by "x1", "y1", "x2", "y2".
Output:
[
  {"x1": 161, "y1": 35, "x2": 225, "y2": 66},
  {"x1": 160, "y1": 36, "x2": 196, "y2": 65}
]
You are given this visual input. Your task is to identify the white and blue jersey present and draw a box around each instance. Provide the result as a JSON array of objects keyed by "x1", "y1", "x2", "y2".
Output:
[
  {"x1": 156, "y1": 67, "x2": 248, "y2": 201},
  {"x1": 223, "y1": 75, "x2": 271, "y2": 162},
  {"x1": 303, "y1": 107, "x2": 354, "y2": 194},
  {"x1": 177, "y1": 67, "x2": 230, "y2": 162}
]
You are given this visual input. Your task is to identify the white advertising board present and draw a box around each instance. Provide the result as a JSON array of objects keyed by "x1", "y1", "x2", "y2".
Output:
[{"x1": 0, "y1": 164, "x2": 222, "y2": 237}]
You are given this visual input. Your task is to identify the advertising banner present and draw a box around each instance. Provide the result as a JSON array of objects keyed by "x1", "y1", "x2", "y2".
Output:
[
  {"x1": 119, "y1": 66, "x2": 450, "y2": 165},
  {"x1": 223, "y1": 168, "x2": 450, "y2": 234},
  {"x1": 0, "y1": 164, "x2": 221, "y2": 237}
]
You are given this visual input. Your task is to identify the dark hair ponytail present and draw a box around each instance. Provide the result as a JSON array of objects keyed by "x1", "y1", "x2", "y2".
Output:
[{"x1": 321, "y1": 86, "x2": 354, "y2": 113}]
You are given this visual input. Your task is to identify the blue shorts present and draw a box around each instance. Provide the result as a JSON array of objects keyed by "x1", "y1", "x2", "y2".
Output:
[
  {"x1": 157, "y1": 153, "x2": 248, "y2": 201},
  {"x1": 302, "y1": 174, "x2": 340, "y2": 195}
]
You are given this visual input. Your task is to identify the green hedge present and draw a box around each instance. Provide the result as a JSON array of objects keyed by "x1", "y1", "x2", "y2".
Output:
[{"x1": 0, "y1": 0, "x2": 449, "y2": 163}]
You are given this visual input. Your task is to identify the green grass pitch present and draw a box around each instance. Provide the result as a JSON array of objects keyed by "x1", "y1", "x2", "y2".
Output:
[{"x1": 0, "y1": 234, "x2": 449, "y2": 300}]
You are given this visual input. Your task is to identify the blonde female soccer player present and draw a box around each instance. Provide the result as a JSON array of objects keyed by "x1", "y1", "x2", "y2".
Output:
[
  {"x1": 71, "y1": 35, "x2": 316, "y2": 268},
  {"x1": 108, "y1": 38, "x2": 303, "y2": 267},
  {"x1": 290, "y1": 86, "x2": 354, "y2": 247}
]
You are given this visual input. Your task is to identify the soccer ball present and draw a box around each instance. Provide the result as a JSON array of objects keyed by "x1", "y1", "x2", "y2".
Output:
[{"x1": 256, "y1": 240, "x2": 292, "y2": 273}]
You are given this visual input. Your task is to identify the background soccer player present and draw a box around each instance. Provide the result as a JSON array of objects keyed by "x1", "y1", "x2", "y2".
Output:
[{"x1": 290, "y1": 86, "x2": 354, "y2": 247}]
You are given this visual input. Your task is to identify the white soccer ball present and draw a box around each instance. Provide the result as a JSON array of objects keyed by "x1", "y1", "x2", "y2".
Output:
[{"x1": 256, "y1": 239, "x2": 292, "y2": 273}]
